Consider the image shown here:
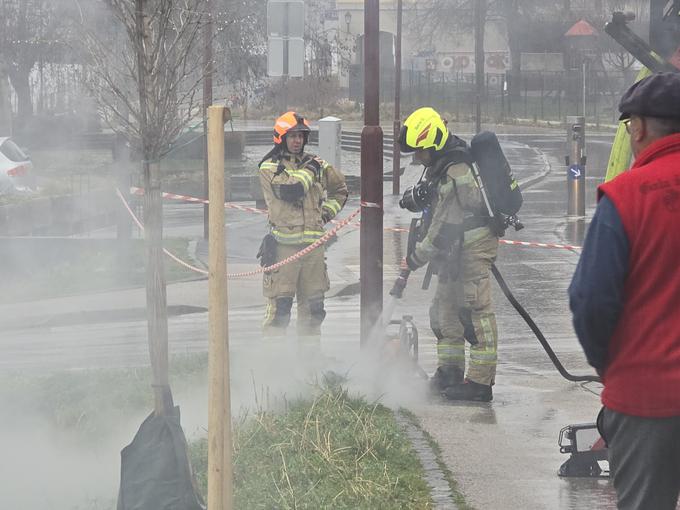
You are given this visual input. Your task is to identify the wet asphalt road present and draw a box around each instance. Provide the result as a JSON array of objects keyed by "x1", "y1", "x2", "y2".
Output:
[{"x1": 0, "y1": 127, "x2": 623, "y2": 509}]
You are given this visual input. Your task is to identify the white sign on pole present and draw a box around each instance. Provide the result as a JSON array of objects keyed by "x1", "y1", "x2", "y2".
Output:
[
  {"x1": 288, "y1": 9, "x2": 304, "y2": 38},
  {"x1": 267, "y1": 2, "x2": 287, "y2": 35},
  {"x1": 267, "y1": 38, "x2": 284, "y2": 77},
  {"x1": 267, "y1": 0, "x2": 305, "y2": 78},
  {"x1": 288, "y1": 38, "x2": 304, "y2": 77}
]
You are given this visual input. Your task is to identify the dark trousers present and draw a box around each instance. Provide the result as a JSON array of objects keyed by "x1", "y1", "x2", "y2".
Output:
[{"x1": 601, "y1": 407, "x2": 680, "y2": 510}]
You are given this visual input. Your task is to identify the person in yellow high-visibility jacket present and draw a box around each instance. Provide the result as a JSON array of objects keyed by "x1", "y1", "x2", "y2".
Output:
[{"x1": 257, "y1": 111, "x2": 348, "y2": 348}]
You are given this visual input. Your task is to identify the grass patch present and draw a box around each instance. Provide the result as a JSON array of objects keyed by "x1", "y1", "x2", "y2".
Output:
[
  {"x1": 0, "y1": 353, "x2": 209, "y2": 440},
  {"x1": 2, "y1": 358, "x2": 441, "y2": 509},
  {"x1": 189, "y1": 381, "x2": 434, "y2": 509},
  {"x1": 3, "y1": 237, "x2": 201, "y2": 303}
]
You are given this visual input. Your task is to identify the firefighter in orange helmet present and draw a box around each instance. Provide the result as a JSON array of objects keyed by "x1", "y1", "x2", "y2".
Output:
[{"x1": 257, "y1": 111, "x2": 348, "y2": 348}]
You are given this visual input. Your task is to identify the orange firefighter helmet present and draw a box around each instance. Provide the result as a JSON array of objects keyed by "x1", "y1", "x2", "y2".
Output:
[{"x1": 273, "y1": 111, "x2": 311, "y2": 145}]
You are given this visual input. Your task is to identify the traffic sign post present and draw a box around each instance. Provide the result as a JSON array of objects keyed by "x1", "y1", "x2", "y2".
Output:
[{"x1": 267, "y1": 0, "x2": 305, "y2": 78}]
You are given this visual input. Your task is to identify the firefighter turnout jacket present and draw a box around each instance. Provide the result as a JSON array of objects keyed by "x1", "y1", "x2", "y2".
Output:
[
  {"x1": 259, "y1": 151, "x2": 348, "y2": 245},
  {"x1": 408, "y1": 160, "x2": 492, "y2": 270}
]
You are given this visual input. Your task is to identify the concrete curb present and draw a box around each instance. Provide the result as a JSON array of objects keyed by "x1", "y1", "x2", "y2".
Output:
[
  {"x1": 395, "y1": 410, "x2": 461, "y2": 510},
  {"x1": 518, "y1": 145, "x2": 553, "y2": 190}
]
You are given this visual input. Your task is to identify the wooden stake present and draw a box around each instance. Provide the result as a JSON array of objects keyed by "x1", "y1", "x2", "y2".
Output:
[{"x1": 207, "y1": 105, "x2": 233, "y2": 510}]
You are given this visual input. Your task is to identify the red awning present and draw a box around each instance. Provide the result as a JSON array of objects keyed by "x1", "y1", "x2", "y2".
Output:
[{"x1": 565, "y1": 19, "x2": 596, "y2": 37}]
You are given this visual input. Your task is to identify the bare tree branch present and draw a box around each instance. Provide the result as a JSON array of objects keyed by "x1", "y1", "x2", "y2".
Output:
[{"x1": 79, "y1": 0, "x2": 206, "y2": 160}]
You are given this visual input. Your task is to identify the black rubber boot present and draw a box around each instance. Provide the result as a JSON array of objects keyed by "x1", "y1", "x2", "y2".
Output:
[
  {"x1": 444, "y1": 380, "x2": 493, "y2": 402},
  {"x1": 429, "y1": 366, "x2": 464, "y2": 395}
]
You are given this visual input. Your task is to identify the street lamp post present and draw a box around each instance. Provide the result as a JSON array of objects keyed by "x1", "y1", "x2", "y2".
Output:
[
  {"x1": 360, "y1": 0, "x2": 383, "y2": 348},
  {"x1": 392, "y1": 0, "x2": 403, "y2": 195},
  {"x1": 345, "y1": 11, "x2": 352, "y2": 35}
]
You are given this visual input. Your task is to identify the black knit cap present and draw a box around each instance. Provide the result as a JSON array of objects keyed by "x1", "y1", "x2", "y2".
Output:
[{"x1": 618, "y1": 72, "x2": 680, "y2": 121}]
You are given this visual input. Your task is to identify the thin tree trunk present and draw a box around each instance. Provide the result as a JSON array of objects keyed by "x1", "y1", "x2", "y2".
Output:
[
  {"x1": 203, "y1": 0, "x2": 213, "y2": 240},
  {"x1": 502, "y1": 1, "x2": 522, "y2": 99},
  {"x1": 7, "y1": 67, "x2": 32, "y2": 125},
  {"x1": 143, "y1": 160, "x2": 172, "y2": 415},
  {"x1": 0, "y1": 64, "x2": 12, "y2": 136},
  {"x1": 135, "y1": 0, "x2": 172, "y2": 416}
]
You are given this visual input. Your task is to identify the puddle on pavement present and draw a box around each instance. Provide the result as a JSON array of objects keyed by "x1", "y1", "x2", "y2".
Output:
[
  {"x1": 559, "y1": 477, "x2": 617, "y2": 509},
  {"x1": 467, "y1": 407, "x2": 498, "y2": 425},
  {"x1": 563, "y1": 218, "x2": 586, "y2": 246}
]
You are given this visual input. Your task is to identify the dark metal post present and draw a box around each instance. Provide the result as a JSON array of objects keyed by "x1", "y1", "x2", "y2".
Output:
[
  {"x1": 392, "y1": 0, "x2": 403, "y2": 195},
  {"x1": 582, "y1": 60, "x2": 587, "y2": 122},
  {"x1": 500, "y1": 75, "x2": 505, "y2": 121},
  {"x1": 507, "y1": 72, "x2": 512, "y2": 116},
  {"x1": 540, "y1": 72, "x2": 545, "y2": 119},
  {"x1": 594, "y1": 71, "x2": 599, "y2": 128},
  {"x1": 361, "y1": 0, "x2": 383, "y2": 348},
  {"x1": 566, "y1": 115, "x2": 586, "y2": 217},
  {"x1": 202, "y1": 0, "x2": 213, "y2": 239},
  {"x1": 474, "y1": 0, "x2": 486, "y2": 134},
  {"x1": 558, "y1": 73, "x2": 562, "y2": 119}
]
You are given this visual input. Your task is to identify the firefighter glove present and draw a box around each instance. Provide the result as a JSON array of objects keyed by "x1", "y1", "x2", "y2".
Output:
[
  {"x1": 390, "y1": 268, "x2": 411, "y2": 299},
  {"x1": 321, "y1": 208, "x2": 334, "y2": 224},
  {"x1": 256, "y1": 233, "x2": 277, "y2": 267}
]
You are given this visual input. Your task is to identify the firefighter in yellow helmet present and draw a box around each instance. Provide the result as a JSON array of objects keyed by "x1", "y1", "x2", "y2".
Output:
[
  {"x1": 257, "y1": 111, "x2": 348, "y2": 348},
  {"x1": 392, "y1": 107, "x2": 499, "y2": 402}
]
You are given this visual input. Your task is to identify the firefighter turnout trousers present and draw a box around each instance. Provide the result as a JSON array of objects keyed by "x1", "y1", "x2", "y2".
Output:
[
  {"x1": 262, "y1": 243, "x2": 330, "y2": 346},
  {"x1": 429, "y1": 232, "x2": 499, "y2": 386}
]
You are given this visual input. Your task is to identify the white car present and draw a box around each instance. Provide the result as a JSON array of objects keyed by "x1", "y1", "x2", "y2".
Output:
[{"x1": 0, "y1": 137, "x2": 36, "y2": 195}]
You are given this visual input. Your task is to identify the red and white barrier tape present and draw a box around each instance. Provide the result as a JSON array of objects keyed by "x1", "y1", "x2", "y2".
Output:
[
  {"x1": 128, "y1": 187, "x2": 582, "y2": 251},
  {"x1": 365, "y1": 225, "x2": 582, "y2": 251},
  {"x1": 497, "y1": 239, "x2": 581, "y2": 251},
  {"x1": 117, "y1": 188, "x2": 361, "y2": 278},
  {"x1": 117, "y1": 189, "x2": 209, "y2": 275},
  {"x1": 130, "y1": 186, "x2": 268, "y2": 216},
  {"x1": 130, "y1": 186, "x2": 354, "y2": 227}
]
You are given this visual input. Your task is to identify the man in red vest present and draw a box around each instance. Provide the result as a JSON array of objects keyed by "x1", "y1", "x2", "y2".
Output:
[{"x1": 569, "y1": 72, "x2": 680, "y2": 510}]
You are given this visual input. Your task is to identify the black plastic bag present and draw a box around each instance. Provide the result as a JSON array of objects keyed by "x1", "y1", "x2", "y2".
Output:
[{"x1": 117, "y1": 406, "x2": 205, "y2": 510}]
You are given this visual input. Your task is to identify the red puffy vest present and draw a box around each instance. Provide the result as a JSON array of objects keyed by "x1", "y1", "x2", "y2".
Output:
[{"x1": 598, "y1": 133, "x2": 680, "y2": 417}]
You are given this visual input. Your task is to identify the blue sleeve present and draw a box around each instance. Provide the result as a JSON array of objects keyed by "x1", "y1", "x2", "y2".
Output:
[{"x1": 568, "y1": 195, "x2": 629, "y2": 371}]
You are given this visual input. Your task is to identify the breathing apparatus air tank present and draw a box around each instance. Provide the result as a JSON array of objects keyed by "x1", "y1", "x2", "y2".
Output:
[{"x1": 469, "y1": 131, "x2": 523, "y2": 222}]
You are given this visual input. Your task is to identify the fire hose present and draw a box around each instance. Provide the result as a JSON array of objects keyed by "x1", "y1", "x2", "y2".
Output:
[{"x1": 490, "y1": 264, "x2": 600, "y2": 383}]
